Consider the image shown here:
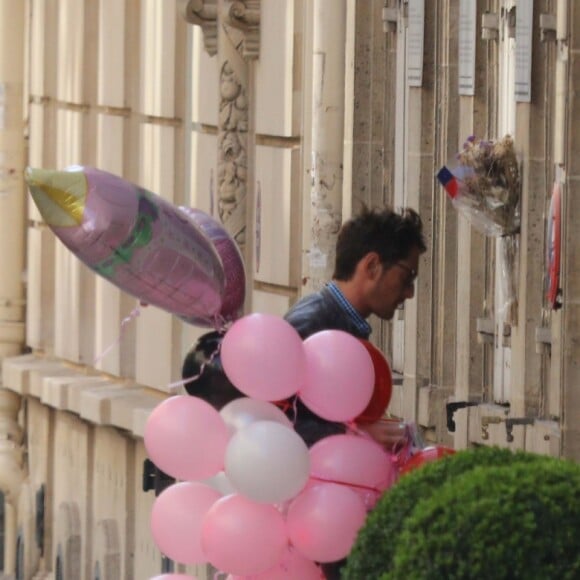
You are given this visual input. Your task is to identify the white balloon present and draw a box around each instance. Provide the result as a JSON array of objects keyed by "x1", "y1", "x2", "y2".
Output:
[
  {"x1": 225, "y1": 421, "x2": 310, "y2": 504},
  {"x1": 202, "y1": 471, "x2": 237, "y2": 496},
  {"x1": 220, "y1": 397, "x2": 293, "y2": 434}
]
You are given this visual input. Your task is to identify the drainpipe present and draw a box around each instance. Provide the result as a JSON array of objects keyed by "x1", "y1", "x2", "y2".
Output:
[
  {"x1": 0, "y1": 0, "x2": 27, "y2": 573},
  {"x1": 305, "y1": 0, "x2": 347, "y2": 292}
]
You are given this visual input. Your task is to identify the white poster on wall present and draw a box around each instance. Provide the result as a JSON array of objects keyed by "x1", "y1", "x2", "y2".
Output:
[
  {"x1": 458, "y1": 0, "x2": 477, "y2": 96},
  {"x1": 407, "y1": 0, "x2": 425, "y2": 87},
  {"x1": 515, "y1": 0, "x2": 533, "y2": 102}
]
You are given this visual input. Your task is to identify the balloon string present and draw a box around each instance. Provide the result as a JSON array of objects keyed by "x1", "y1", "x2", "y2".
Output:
[
  {"x1": 167, "y1": 340, "x2": 222, "y2": 394},
  {"x1": 92, "y1": 303, "x2": 141, "y2": 366},
  {"x1": 272, "y1": 396, "x2": 299, "y2": 424},
  {"x1": 310, "y1": 475, "x2": 381, "y2": 494},
  {"x1": 212, "y1": 313, "x2": 229, "y2": 333},
  {"x1": 392, "y1": 421, "x2": 422, "y2": 470},
  {"x1": 291, "y1": 395, "x2": 299, "y2": 424},
  {"x1": 345, "y1": 420, "x2": 367, "y2": 437}
]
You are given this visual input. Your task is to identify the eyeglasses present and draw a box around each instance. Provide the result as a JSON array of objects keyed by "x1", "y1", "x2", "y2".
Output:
[{"x1": 394, "y1": 262, "x2": 417, "y2": 287}]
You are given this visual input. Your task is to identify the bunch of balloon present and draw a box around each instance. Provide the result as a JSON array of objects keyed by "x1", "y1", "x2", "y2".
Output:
[
  {"x1": 142, "y1": 313, "x2": 398, "y2": 577},
  {"x1": 24, "y1": 166, "x2": 246, "y2": 329}
]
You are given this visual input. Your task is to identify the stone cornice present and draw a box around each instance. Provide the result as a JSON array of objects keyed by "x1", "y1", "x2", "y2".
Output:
[
  {"x1": 179, "y1": 0, "x2": 261, "y2": 60},
  {"x1": 223, "y1": 0, "x2": 260, "y2": 59},
  {"x1": 179, "y1": 0, "x2": 218, "y2": 56}
]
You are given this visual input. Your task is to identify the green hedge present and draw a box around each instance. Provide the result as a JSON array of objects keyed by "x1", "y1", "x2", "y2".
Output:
[
  {"x1": 343, "y1": 446, "x2": 550, "y2": 579},
  {"x1": 386, "y1": 459, "x2": 580, "y2": 579}
]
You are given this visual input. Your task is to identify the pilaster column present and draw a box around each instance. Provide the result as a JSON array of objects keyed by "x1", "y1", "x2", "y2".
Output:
[
  {"x1": 180, "y1": 0, "x2": 260, "y2": 261},
  {"x1": 0, "y1": 0, "x2": 26, "y2": 360},
  {"x1": 305, "y1": 0, "x2": 347, "y2": 292}
]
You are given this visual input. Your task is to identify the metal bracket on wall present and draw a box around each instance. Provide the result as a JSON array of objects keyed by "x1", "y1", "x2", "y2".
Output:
[
  {"x1": 142, "y1": 459, "x2": 175, "y2": 497},
  {"x1": 501, "y1": 322, "x2": 512, "y2": 348},
  {"x1": 539, "y1": 13, "x2": 557, "y2": 42},
  {"x1": 535, "y1": 326, "x2": 552, "y2": 354},
  {"x1": 476, "y1": 317, "x2": 494, "y2": 344},
  {"x1": 382, "y1": 7, "x2": 398, "y2": 33},
  {"x1": 505, "y1": 417, "x2": 535, "y2": 443},
  {"x1": 481, "y1": 415, "x2": 505, "y2": 440},
  {"x1": 481, "y1": 12, "x2": 499, "y2": 41},
  {"x1": 446, "y1": 401, "x2": 480, "y2": 433},
  {"x1": 505, "y1": 6, "x2": 516, "y2": 38}
]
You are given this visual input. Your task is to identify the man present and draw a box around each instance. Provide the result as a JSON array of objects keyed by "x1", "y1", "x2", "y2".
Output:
[
  {"x1": 284, "y1": 205, "x2": 426, "y2": 580},
  {"x1": 286, "y1": 205, "x2": 424, "y2": 333},
  {"x1": 284, "y1": 204, "x2": 426, "y2": 446}
]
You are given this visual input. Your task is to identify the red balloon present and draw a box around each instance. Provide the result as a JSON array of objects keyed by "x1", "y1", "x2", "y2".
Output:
[
  {"x1": 355, "y1": 340, "x2": 393, "y2": 424},
  {"x1": 399, "y1": 445, "x2": 456, "y2": 475}
]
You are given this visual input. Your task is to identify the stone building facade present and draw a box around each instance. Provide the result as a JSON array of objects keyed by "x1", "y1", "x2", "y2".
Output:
[{"x1": 0, "y1": 0, "x2": 578, "y2": 578}]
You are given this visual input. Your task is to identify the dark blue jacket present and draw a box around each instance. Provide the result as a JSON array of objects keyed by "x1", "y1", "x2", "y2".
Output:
[{"x1": 284, "y1": 286, "x2": 370, "y2": 447}]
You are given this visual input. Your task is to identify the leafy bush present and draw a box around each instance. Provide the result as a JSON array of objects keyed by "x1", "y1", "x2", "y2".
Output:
[
  {"x1": 343, "y1": 446, "x2": 548, "y2": 579},
  {"x1": 386, "y1": 459, "x2": 580, "y2": 579}
]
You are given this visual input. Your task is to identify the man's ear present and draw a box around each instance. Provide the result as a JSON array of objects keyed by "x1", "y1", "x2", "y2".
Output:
[{"x1": 360, "y1": 252, "x2": 382, "y2": 280}]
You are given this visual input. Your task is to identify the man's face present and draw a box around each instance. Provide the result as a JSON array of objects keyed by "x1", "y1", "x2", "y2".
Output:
[{"x1": 366, "y1": 246, "x2": 421, "y2": 320}]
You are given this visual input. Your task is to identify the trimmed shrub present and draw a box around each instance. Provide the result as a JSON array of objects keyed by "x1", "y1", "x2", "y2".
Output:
[
  {"x1": 343, "y1": 446, "x2": 549, "y2": 579},
  {"x1": 386, "y1": 459, "x2": 580, "y2": 579}
]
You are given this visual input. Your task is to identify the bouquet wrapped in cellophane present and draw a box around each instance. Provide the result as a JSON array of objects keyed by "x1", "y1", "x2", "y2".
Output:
[
  {"x1": 437, "y1": 135, "x2": 521, "y2": 237},
  {"x1": 438, "y1": 135, "x2": 521, "y2": 325}
]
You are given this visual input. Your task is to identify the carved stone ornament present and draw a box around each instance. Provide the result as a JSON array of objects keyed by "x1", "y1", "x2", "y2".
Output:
[
  {"x1": 179, "y1": 0, "x2": 260, "y2": 60},
  {"x1": 223, "y1": 0, "x2": 261, "y2": 59},
  {"x1": 217, "y1": 60, "x2": 248, "y2": 245},
  {"x1": 178, "y1": 0, "x2": 218, "y2": 56}
]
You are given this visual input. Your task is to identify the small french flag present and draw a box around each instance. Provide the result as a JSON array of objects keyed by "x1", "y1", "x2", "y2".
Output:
[{"x1": 437, "y1": 166, "x2": 458, "y2": 199}]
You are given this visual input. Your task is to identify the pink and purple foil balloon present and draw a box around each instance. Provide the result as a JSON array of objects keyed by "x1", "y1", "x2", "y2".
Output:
[{"x1": 25, "y1": 165, "x2": 245, "y2": 328}]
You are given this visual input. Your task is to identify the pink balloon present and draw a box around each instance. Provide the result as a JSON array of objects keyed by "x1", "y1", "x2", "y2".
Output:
[
  {"x1": 221, "y1": 314, "x2": 306, "y2": 400},
  {"x1": 150, "y1": 574, "x2": 199, "y2": 579},
  {"x1": 309, "y1": 434, "x2": 396, "y2": 508},
  {"x1": 299, "y1": 331, "x2": 374, "y2": 421},
  {"x1": 150, "y1": 482, "x2": 221, "y2": 564},
  {"x1": 25, "y1": 166, "x2": 225, "y2": 327},
  {"x1": 286, "y1": 483, "x2": 367, "y2": 563},
  {"x1": 201, "y1": 494, "x2": 288, "y2": 575},
  {"x1": 226, "y1": 546, "x2": 323, "y2": 579},
  {"x1": 144, "y1": 395, "x2": 229, "y2": 480}
]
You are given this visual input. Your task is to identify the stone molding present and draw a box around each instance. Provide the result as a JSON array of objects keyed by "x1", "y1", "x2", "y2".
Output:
[
  {"x1": 179, "y1": 0, "x2": 218, "y2": 56},
  {"x1": 179, "y1": 0, "x2": 261, "y2": 60},
  {"x1": 1, "y1": 355, "x2": 165, "y2": 438},
  {"x1": 223, "y1": 0, "x2": 261, "y2": 60}
]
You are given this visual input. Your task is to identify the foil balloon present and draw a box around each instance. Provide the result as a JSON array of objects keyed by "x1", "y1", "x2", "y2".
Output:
[
  {"x1": 179, "y1": 207, "x2": 245, "y2": 324},
  {"x1": 25, "y1": 166, "x2": 230, "y2": 327},
  {"x1": 399, "y1": 445, "x2": 456, "y2": 475}
]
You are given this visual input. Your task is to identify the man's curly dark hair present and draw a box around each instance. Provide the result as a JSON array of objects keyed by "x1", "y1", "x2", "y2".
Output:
[{"x1": 333, "y1": 206, "x2": 426, "y2": 280}]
